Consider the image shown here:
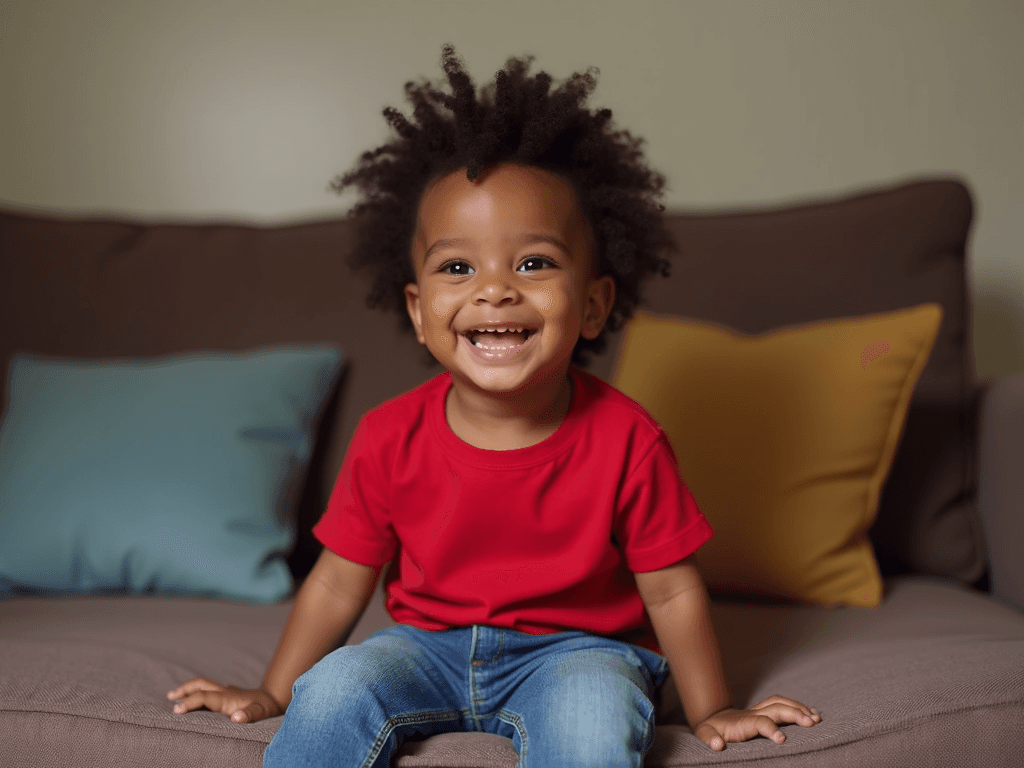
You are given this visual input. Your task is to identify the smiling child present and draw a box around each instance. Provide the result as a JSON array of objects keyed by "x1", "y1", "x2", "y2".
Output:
[{"x1": 168, "y1": 43, "x2": 820, "y2": 767}]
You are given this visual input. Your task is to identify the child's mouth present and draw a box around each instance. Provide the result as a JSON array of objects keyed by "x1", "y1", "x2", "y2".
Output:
[
  {"x1": 467, "y1": 327, "x2": 534, "y2": 350},
  {"x1": 461, "y1": 326, "x2": 537, "y2": 362}
]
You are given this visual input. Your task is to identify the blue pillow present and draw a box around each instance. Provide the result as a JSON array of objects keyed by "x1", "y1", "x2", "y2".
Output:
[{"x1": 0, "y1": 346, "x2": 344, "y2": 603}]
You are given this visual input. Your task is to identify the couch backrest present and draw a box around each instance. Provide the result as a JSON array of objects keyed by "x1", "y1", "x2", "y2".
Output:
[{"x1": 0, "y1": 176, "x2": 982, "y2": 586}]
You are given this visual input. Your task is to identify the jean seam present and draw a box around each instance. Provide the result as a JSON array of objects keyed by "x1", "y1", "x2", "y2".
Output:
[
  {"x1": 496, "y1": 709, "x2": 527, "y2": 768},
  {"x1": 491, "y1": 630, "x2": 504, "y2": 662},
  {"x1": 359, "y1": 709, "x2": 465, "y2": 768},
  {"x1": 468, "y1": 626, "x2": 482, "y2": 731},
  {"x1": 638, "y1": 712, "x2": 652, "y2": 768}
]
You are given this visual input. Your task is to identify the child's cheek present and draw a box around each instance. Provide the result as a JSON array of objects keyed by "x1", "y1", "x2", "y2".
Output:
[
  {"x1": 534, "y1": 284, "x2": 566, "y2": 314},
  {"x1": 430, "y1": 294, "x2": 458, "y2": 345},
  {"x1": 545, "y1": 285, "x2": 580, "y2": 332}
]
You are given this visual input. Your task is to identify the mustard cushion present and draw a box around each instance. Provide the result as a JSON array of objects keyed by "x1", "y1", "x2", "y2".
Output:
[{"x1": 613, "y1": 304, "x2": 942, "y2": 607}]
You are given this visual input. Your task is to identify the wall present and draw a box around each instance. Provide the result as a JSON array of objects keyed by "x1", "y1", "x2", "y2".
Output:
[{"x1": 2, "y1": 0, "x2": 1021, "y2": 377}]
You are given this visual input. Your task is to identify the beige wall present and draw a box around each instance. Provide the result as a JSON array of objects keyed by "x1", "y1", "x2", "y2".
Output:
[{"x1": 2, "y1": 0, "x2": 1021, "y2": 377}]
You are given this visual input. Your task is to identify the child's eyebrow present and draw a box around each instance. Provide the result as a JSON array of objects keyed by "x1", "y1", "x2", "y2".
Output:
[{"x1": 423, "y1": 234, "x2": 571, "y2": 262}]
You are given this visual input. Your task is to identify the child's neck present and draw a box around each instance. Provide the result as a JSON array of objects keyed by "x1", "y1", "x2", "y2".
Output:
[{"x1": 445, "y1": 370, "x2": 574, "y2": 451}]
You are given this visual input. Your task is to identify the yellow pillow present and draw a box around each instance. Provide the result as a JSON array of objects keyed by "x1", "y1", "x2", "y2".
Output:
[{"x1": 613, "y1": 303, "x2": 942, "y2": 608}]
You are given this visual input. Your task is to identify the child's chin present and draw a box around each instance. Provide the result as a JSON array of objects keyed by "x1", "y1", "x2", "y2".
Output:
[
  {"x1": 461, "y1": 368, "x2": 533, "y2": 393},
  {"x1": 457, "y1": 362, "x2": 574, "y2": 399}
]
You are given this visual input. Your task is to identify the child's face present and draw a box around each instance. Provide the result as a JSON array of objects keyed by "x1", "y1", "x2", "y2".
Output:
[{"x1": 405, "y1": 162, "x2": 614, "y2": 397}]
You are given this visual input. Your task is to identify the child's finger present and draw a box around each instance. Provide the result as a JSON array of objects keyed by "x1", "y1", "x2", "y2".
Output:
[
  {"x1": 167, "y1": 677, "x2": 223, "y2": 700},
  {"x1": 171, "y1": 692, "x2": 203, "y2": 713},
  {"x1": 693, "y1": 721, "x2": 726, "y2": 751},
  {"x1": 751, "y1": 715, "x2": 786, "y2": 744},
  {"x1": 763, "y1": 703, "x2": 820, "y2": 727},
  {"x1": 231, "y1": 700, "x2": 270, "y2": 724},
  {"x1": 753, "y1": 695, "x2": 819, "y2": 719},
  {"x1": 172, "y1": 691, "x2": 223, "y2": 715}
]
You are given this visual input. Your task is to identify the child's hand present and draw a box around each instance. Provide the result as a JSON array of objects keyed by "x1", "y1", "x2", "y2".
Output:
[
  {"x1": 694, "y1": 695, "x2": 821, "y2": 751},
  {"x1": 167, "y1": 677, "x2": 283, "y2": 724}
]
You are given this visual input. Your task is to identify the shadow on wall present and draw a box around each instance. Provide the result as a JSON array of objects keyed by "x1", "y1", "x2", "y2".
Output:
[{"x1": 973, "y1": 287, "x2": 1024, "y2": 381}]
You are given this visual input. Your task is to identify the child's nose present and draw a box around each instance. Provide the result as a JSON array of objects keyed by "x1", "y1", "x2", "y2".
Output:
[{"x1": 474, "y1": 271, "x2": 519, "y2": 304}]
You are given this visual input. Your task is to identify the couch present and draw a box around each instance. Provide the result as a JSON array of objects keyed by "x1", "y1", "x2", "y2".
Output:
[{"x1": 2, "y1": 176, "x2": 1023, "y2": 767}]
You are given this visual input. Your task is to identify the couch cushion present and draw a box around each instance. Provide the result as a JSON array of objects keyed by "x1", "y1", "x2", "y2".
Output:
[
  {"x1": 2, "y1": 577, "x2": 1021, "y2": 767},
  {"x1": 589, "y1": 178, "x2": 982, "y2": 588},
  {"x1": 978, "y1": 371, "x2": 1024, "y2": 613},
  {"x1": 0, "y1": 210, "x2": 442, "y2": 583},
  {"x1": 646, "y1": 576, "x2": 1024, "y2": 766},
  {"x1": 0, "y1": 178, "x2": 982, "y2": 588},
  {"x1": 0, "y1": 596, "x2": 290, "y2": 767},
  {"x1": 613, "y1": 304, "x2": 942, "y2": 607},
  {"x1": 0, "y1": 347, "x2": 342, "y2": 602}
]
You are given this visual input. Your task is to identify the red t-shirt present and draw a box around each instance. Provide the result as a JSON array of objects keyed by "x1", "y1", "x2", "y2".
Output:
[{"x1": 313, "y1": 366, "x2": 714, "y2": 654}]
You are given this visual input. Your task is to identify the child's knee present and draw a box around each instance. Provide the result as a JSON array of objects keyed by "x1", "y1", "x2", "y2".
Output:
[
  {"x1": 523, "y1": 705, "x2": 653, "y2": 768},
  {"x1": 292, "y1": 641, "x2": 436, "y2": 713},
  {"x1": 503, "y1": 659, "x2": 654, "y2": 766},
  {"x1": 291, "y1": 646, "x2": 388, "y2": 708}
]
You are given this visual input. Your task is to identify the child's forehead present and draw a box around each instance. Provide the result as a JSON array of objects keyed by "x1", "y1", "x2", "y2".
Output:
[
  {"x1": 414, "y1": 163, "x2": 589, "y2": 239},
  {"x1": 408, "y1": 162, "x2": 600, "y2": 276}
]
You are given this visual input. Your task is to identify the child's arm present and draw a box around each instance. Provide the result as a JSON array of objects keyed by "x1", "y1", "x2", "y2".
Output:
[
  {"x1": 636, "y1": 556, "x2": 821, "y2": 751},
  {"x1": 168, "y1": 548, "x2": 384, "y2": 723}
]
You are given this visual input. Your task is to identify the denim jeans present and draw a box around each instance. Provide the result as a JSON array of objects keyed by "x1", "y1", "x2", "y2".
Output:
[{"x1": 263, "y1": 623, "x2": 670, "y2": 768}]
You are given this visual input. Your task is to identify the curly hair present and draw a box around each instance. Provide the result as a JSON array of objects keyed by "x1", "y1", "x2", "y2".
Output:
[{"x1": 331, "y1": 43, "x2": 676, "y2": 366}]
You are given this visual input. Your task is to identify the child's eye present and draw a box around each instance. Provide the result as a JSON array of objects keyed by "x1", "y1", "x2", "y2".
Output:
[
  {"x1": 518, "y1": 256, "x2": 555, "y2": 273},
  {"x1": 440, "y1": 260, "x2": 474, "y2": 276}
]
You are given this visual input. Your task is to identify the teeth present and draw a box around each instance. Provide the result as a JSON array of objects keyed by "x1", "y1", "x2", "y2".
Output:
[{"x1": 466, "y1": 327, "x2": 534, "y2": 348}]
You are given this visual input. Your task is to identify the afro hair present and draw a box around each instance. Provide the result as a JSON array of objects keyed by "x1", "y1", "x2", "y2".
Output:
[{"x1": 331, "y1": 43, "x2": 677, "y2": 366}]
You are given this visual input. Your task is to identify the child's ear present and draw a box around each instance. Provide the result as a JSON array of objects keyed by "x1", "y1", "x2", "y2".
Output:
[
  {"x1": 580, "y1": 275, "x2": 616, "y2": 340},
  {"x1": 404, "y1": 283, "x2": 427, "y2": 345}
]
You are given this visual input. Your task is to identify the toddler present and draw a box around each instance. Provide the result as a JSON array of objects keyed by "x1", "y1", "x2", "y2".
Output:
[{"x1": 168, "y1": 43, "x2": 821, "y2": 767}]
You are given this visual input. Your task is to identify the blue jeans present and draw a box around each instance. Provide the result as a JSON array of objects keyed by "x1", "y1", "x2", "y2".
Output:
[{"x1": 263, "y1": 624, "x2": 670, "y2": 768}]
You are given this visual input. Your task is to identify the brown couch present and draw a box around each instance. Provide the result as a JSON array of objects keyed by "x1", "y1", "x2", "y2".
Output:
[{"x1": 2, "y1": 176, "x2": 1023, "y2": 767}]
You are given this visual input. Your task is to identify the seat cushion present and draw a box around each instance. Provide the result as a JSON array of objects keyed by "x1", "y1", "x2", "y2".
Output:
[
  {"x1": 648, "y1": 576, "x2": 1024, "y2": 766},
  {"x1": 2, "y1": 577, "x2": 1021, "y2": 767}
]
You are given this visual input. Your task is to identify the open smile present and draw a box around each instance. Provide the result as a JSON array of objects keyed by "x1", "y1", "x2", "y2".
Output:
[{"x1": 460, "y1": 326, "x2": 537, "y2": 362}]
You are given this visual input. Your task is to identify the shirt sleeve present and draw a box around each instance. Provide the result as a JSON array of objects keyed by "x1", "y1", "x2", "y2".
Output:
[
  {"x1": 615, "y1": 431, "x2": 714, "y2": 573},
  {"x1": 312, "y1": 414, "x2": 398, "y2": 567}
]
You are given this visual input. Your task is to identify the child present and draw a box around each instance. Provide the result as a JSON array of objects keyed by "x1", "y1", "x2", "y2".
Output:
[{"x1": 168, "y1": 44, "x2": 821, "y2": 766}]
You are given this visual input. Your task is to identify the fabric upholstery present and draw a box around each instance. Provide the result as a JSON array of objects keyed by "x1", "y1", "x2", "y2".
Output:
[
  {"x1": 588, "y1": 179, "x2": 982, "y2": 587},
  {"x1": 2, "y1": 576, "x2": 1021, "y2": 766},
  {"x1": 0, "y1": 177, "x2": 1008, "y2": 767},
  {"x1": 0, "y1": 178, "x2": 983, "y2": 588},
  {"x1": 613, "y1": 305, "x2": 942, "y2": 607},
  {"x1": 0, "y1": 347, "x2": 342, "y2": 601},
  {"x1": 978, "y1": 371, "x2": 1024, "y2": 612},
  {"x1": 0, "y1": 211, "x2": 437, "y2": 584}
]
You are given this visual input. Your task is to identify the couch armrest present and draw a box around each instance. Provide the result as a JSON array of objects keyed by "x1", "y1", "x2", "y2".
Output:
[{"x1": 978, "y1": 372, "x2": 1024, "y2": 612}]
